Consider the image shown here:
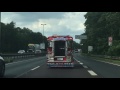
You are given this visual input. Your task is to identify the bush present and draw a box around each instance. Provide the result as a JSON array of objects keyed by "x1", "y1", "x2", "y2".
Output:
[
  {"x1": 4, "y1": 58, "x2": 13, "y2": 63},
  {"x1": 107, "y1": 43, "x2": 120, "y2": 56}
]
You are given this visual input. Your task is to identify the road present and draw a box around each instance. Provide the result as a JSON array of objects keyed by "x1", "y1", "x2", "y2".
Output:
[{"x1": 4, "y1": 53, "x2": 120, "y2": 78}]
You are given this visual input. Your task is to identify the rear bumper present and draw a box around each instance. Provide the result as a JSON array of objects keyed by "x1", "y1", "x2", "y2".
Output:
[{"x1": 47, "y1": 62, "x2": 74, "y2": 67}]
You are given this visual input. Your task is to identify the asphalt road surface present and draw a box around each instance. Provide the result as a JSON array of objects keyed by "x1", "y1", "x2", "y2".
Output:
[{"x1": 4, "y1": 53, "x2": 120, "y2": 78}]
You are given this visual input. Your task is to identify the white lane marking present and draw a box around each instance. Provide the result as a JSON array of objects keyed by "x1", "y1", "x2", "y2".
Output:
[
  {"x1": 73, "y1": 57, "x2": 81, "y2": 63},
  {"x1": 94, "y1": 59, "x2": 120, "y2": 67},
  {"x1": 83, "y1": 65, "x2": 88, "y2": 68},
  {"x1": 73, "y1": 57, "x2": 78, "y2": 61},
  {"x1": 31, "y1": 66, "x2": 40, "y2": 71},
  {"x1": 14, "y1": 63, "x2": 44, "y2": 78},
  {"x1": 6, "y1": 57, "x2": 45, "y2": 65},
  {"x1": 79, "y1": 63, "x2": 83, "y2": 65},
  {"x1": 88, "y1": 70, "x2": 97, "y2": 76}
]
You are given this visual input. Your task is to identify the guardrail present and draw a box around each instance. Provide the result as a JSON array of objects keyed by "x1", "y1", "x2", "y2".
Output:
[{"x1": 0, "y1": 52, "x2": 46, "y2": 60}]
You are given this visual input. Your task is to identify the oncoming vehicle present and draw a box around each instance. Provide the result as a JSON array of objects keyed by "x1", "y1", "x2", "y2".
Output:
[
  {"x1": 0, "y1": 56, "x2": 5, "y2": 77},
  {"x1": 18, "y1": 50, "x2": 25, "y2": 54},
  {"x1": 27, "y1": 44, "x2": 40, "y2": 53},
  {"x1": 47, "y1": 35, "x2": 74, "y2": 67},
  {"x1": 35, "y1": 50, "x2": 41, "y2": 54}
]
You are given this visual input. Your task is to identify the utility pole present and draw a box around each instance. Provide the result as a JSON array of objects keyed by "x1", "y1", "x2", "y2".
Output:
[{"x1": 0, "y1": 12, "x2": 2, "y2": 55}]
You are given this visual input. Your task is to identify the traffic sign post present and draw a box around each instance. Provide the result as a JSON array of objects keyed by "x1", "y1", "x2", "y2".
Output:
[
  {"x1": 75, "y1": 35, "x2": 87, "y2": 54},
  {"x1": 75, "y1": 35, "x2": 87, "y2": 39},
  {"x1": 79, "y1": 35, "x2": 87, "y2": 39},
  {"x1": 108, "y1": 37, "x2": 113, "y2": 46}
]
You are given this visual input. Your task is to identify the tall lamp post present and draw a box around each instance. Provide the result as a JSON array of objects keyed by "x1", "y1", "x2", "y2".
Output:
[
  {"x1": 0, "y1": 12, "x2": 2, "y2": 55},
  {"x1": 41, "y1": 24, "x2": 46, "y2": 43},
  {"x1": 41, "y1": 24, "x2": 46, "y2": 52}
]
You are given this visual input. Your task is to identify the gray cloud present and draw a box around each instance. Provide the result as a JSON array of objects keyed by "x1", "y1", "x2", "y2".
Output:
[
  {"x1": 1, "y1": 12, "x2": 87, "y2": 43},
  {"x1": 2, "y1": 12, "x2": 65, "y2": 22}
]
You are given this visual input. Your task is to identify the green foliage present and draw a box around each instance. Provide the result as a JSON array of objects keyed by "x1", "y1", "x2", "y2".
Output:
[
  {"x1": 1, "y1": 21, "x2": 48, "y2": 53},
  {"x1": 107, "y1": 41, "x2": 120, "y2": 56},
  {"x1": 81, "y1": 12, "x2": 120, "y2": 56},
  {"x1": 73, "y1": 41, "x2": 81, "y2": 49},
  {"x1": 1, "y1": 21, "x2": 79, "y2": 53}
]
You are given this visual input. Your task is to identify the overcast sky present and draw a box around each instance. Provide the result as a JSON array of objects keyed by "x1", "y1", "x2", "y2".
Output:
[{"x1": 1, "y1": 12, "x2": 87, "y2": 43}]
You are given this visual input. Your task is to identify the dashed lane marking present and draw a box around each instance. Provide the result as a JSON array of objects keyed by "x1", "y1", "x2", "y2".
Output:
[
  {"x1": 83, "y1": 65, "x2": 88, "y2": 68},
  {"x1": 31, "y1": 66, "x2": 40, "y2": 71},
  {"x1": 88, "y1": 70, "x2": 97, "y2": 76}
]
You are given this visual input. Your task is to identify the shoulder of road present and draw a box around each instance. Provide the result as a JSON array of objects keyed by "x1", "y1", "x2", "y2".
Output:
[{"x1": 81, "y1": 53, "x2": 120, "y2": 66}]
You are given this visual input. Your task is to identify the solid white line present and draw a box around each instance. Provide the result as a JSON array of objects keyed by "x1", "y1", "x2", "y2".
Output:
[
  {"x1": 73, "y1": 57, "x2": 81, "y2": 63},
  {"x1": 14, "y1": 63, "x2": 44, "y2": 78},
  {"x1": 31, "y1": 66, "x2": 40, "y2": 71},
  {"x1": 83, "y1": 65, "x2": 88, "y2": 68},
  {"x1": 6, "y1": 57, "x2": 45, "y2": 65},
  {"x1": 95, "y1": 59, "x2": 120, "y2": 67},
  {"x1": 73, "y1": 57, "x2": 78, "y2": 61},
  {"x1": 88, "y1": 70, "x2": 97, "y2": 76}
]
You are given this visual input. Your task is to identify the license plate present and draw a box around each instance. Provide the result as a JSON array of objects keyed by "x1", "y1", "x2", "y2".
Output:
[{"x1": 57, "y1": 58, "x2": 63, "y2": 60}]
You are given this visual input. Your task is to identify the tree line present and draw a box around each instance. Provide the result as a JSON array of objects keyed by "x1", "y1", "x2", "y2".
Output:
[
  {"x1": 0, "y1": 21, "x2": 48, "y2": 53},
  {"x1": 0, "y1": 21, "x2": 80, "y2": 53},
  {"x1": 81, "y1": 12, "x2": 120, "y2": 56}
]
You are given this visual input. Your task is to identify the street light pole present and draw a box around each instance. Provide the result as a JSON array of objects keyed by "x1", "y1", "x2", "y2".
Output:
[
  {"x1": 0, "y1": 12, "x2": 2, "y2": 54},
  {"x1": 41, "y1": 24, "x2": 46, "y2": 43}
]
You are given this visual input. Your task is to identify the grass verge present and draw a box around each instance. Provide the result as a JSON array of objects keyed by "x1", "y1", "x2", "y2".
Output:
[
  {"x1": 81, "y1": 53, "x2": 120, "y2": 65},
  {"x1": 4, "y1": 58, "x2": 14, "y2": 63}
]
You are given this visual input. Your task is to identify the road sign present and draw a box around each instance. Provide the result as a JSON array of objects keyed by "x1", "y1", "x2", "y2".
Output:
[
  {"x1": 108, "y1": 37, "x2": 112, "y2": 42},
  {"x1": 75, "y1": 35, "x2": 87, "y2": 39},
  {"x1": 108, "y1": 42, "x2": 112, "y2": 46},
  {"x1": 75, "y1": 35, "x2": 80, "y2": 39},
  {"x1": 88, "y1": 46, "x2": 93, "y2": 52},
  {"x1": 108, "y1": 37, "x2": 113, "y2": 46}
]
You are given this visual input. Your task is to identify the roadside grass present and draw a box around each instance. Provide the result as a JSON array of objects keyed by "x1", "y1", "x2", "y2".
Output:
[
  {"x1": 4, "y1": 58, "x2": 14, "y2": 63},
  {"x1": 81, "y1": 53, "x2": 120, "y2": 65},
  {"x1": 91, "y1": 57, "x2": 120, "y2": 65}
]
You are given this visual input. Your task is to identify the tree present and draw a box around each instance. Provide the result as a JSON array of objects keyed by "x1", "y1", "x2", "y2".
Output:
[
  {"x1": 81, "y1": 12, "x2": 120, "y2": 55},
  {"x1": 1, "y1": 21, "x2": 47, "y2": 53}
]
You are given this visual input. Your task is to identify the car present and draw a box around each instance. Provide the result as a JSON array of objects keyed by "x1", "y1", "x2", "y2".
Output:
[
  {"x1": 0, "y1": 56, "x2": 5, "y2": 77},
  {"x1": 27, "y1": 49, "x2": 34, "y2": 53},
  {"x1": 18, "y1": 50, "x2": 25, "y2": 54},
  {"x1": 35, "y1": 50, "x2": 41, "y2": 54}
]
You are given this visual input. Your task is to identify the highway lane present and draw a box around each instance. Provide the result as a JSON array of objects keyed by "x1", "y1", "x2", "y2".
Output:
[
  {"x1": 16, "y1": 55, "x2": 101, "y2": 78},
  {"x1": 5, "y1": 56, "x2": 46, "y2": 78},
  {"x1": 18, "y1": 60, "x2": 101, "y2": 78},
  {"x1": 4, "y1": 53, "x2": 120, "y2": 78},
  {"x1": 74, "y1": 53, "x2": 120, "y2": 78},
  {"x1": 5, "y1": 53, "x2": 108, "y2": 78}
]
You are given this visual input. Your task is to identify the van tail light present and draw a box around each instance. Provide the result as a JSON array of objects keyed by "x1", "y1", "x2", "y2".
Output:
[{"x1": 63, "y1": 57, "x2": 66, "y2": 61}]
